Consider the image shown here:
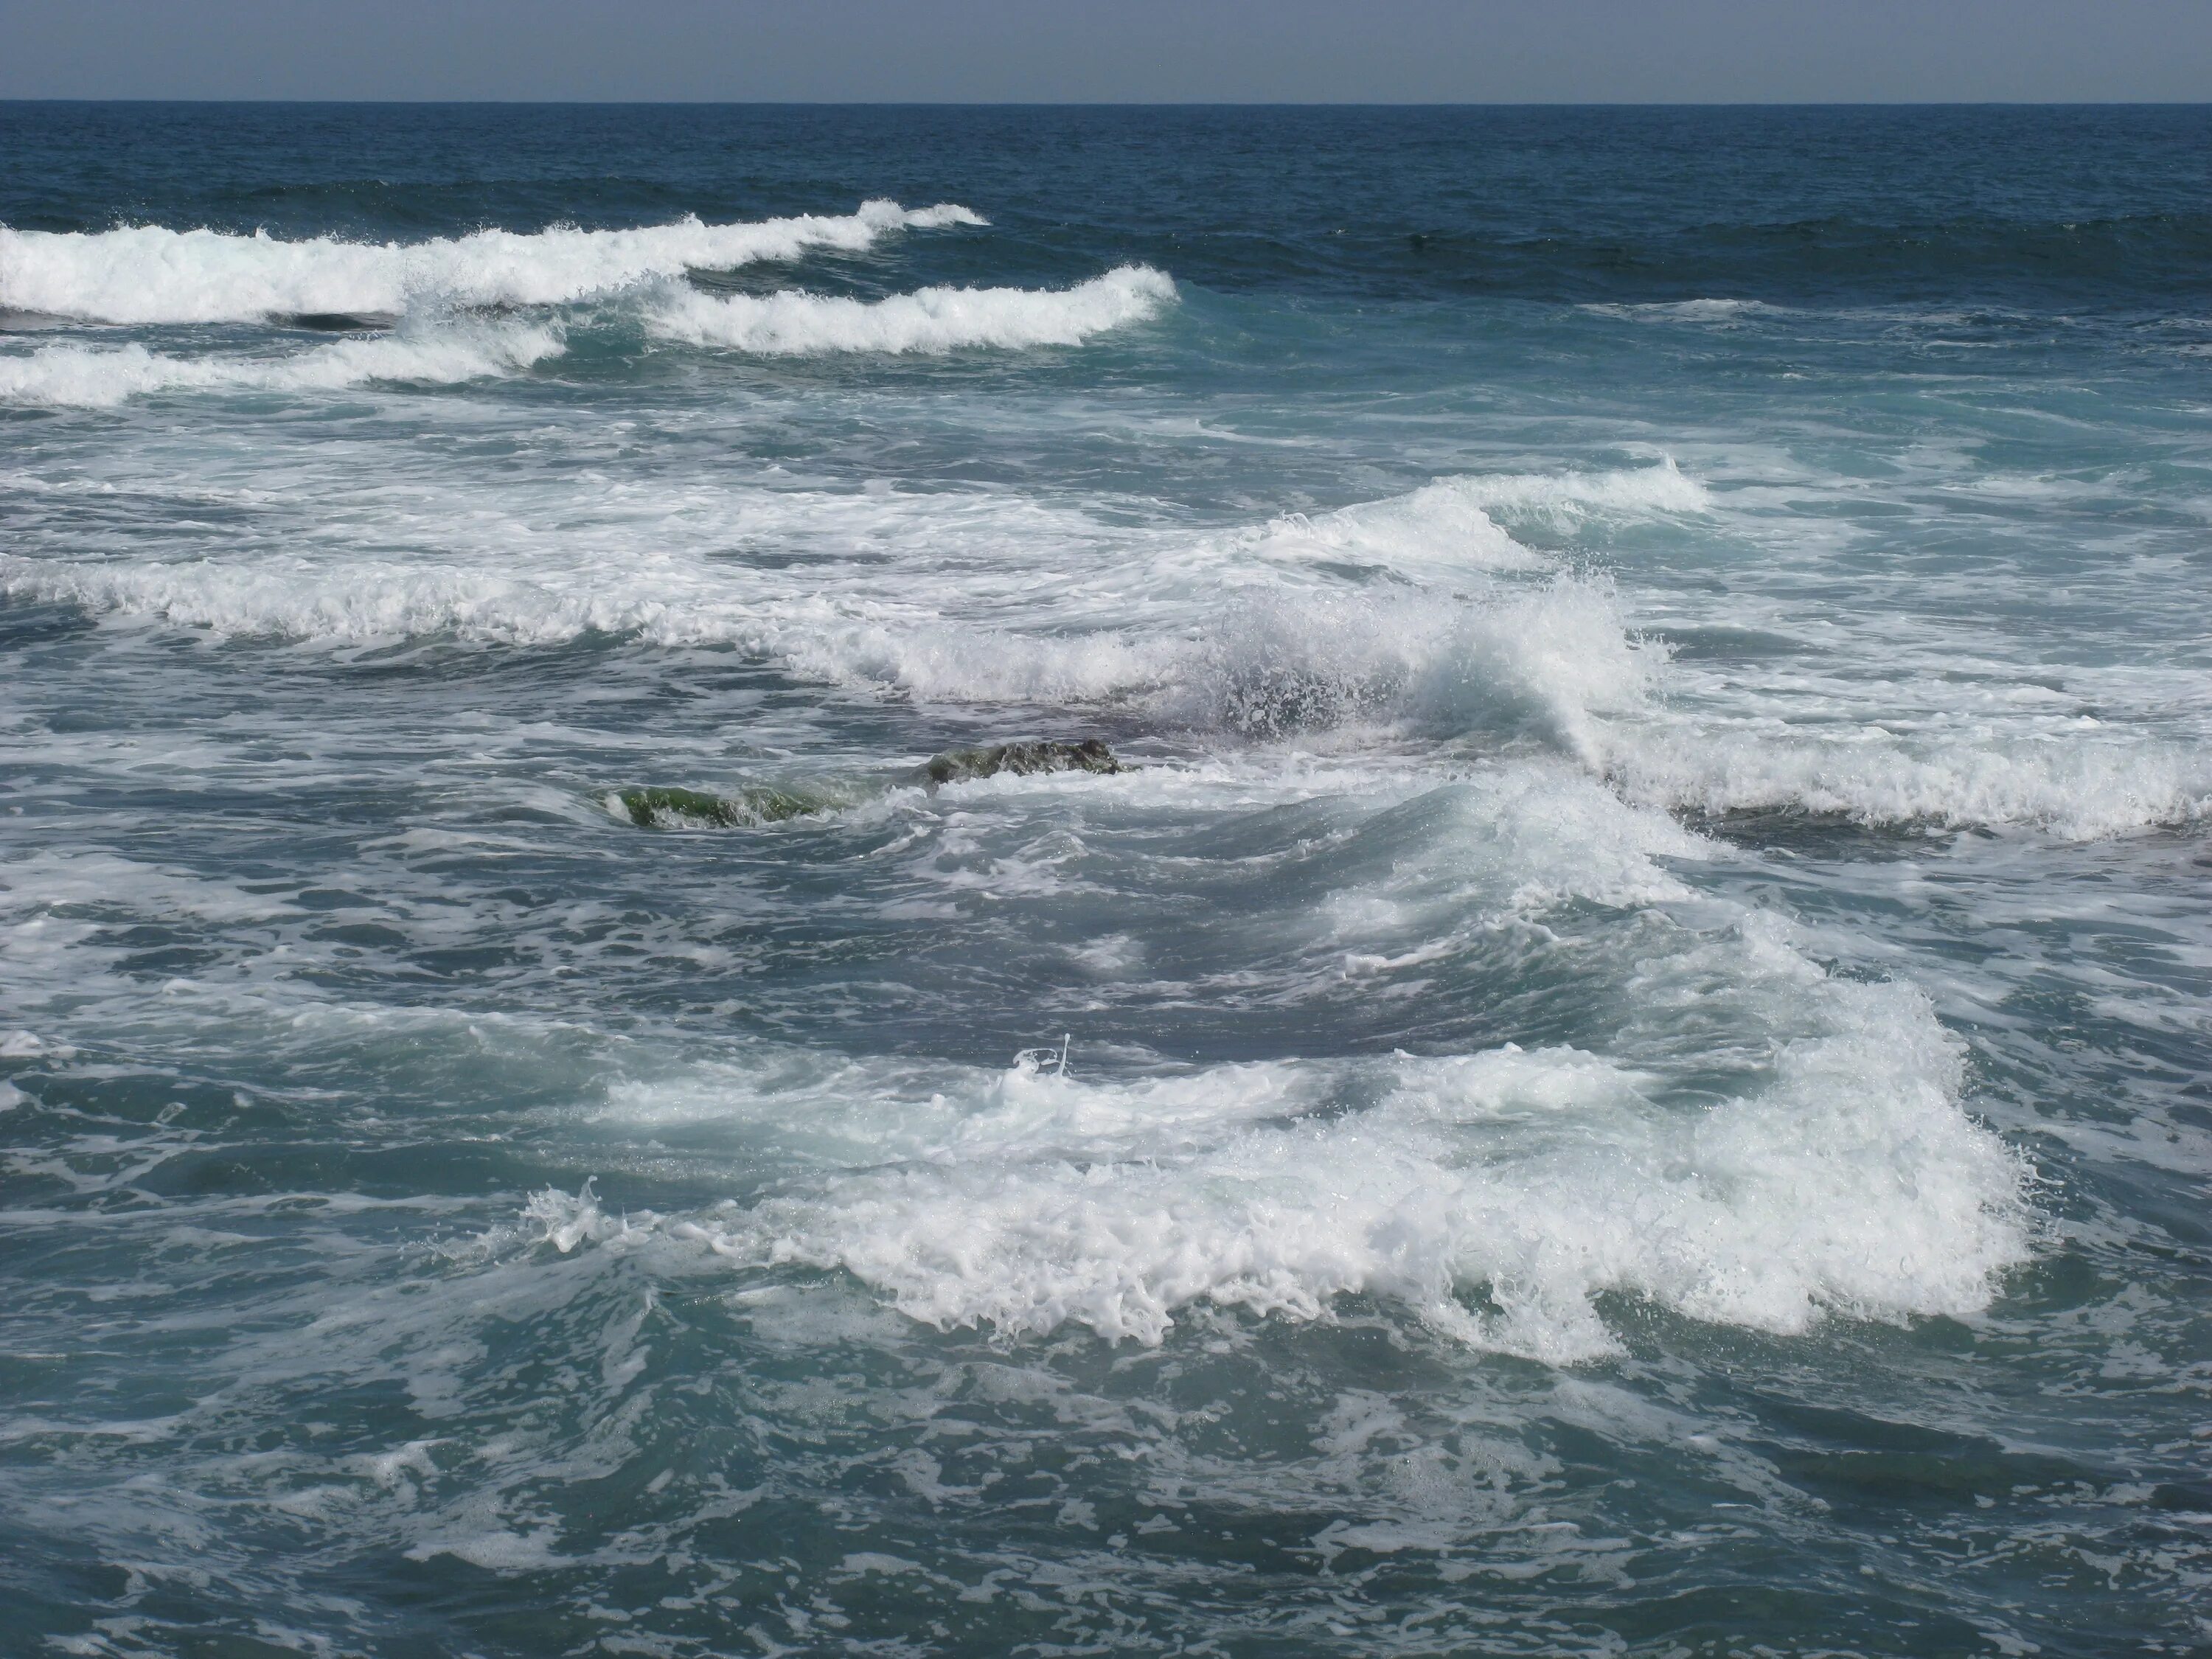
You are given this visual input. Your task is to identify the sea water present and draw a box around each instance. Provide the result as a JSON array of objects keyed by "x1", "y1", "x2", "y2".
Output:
[{"x1": 0, "y1": 104, "x2": 2206, "y2": 1656}]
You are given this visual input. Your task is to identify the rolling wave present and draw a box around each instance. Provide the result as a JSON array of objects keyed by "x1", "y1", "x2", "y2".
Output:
[
  {"x1": 535, "y1": 917, "x2": 2027, "y2": 1363},
  {"x1": 0, "y1": 321, "x2": 564, "y2": 407},
  {"x1": 0, "y1": 200, "x2": 983, "y2": 324},
  {"x1": 6, "y1": 458, "x2": 2199, "y2": 836},
  {"x1": 1607, "y1": 726, "x2": 2212, "y2": 840},
  {"x1": 644, "y1": 265, "x2": 1176, "y2": 355}
]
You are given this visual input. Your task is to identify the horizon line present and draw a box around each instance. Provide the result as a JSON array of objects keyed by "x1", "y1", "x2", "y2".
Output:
[{"x1": 4, "y1": 97, "x2": 2210, "y2": 109}]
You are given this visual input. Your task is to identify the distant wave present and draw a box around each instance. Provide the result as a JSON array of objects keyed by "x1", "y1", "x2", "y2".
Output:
[
  {"x1": 0, "y1": 322, "x2": 563, "y2": 407},
  {"x1": 644, "y1": 265, "x2": 1177, "y2": 355},
  {"x1": 0, "y1": 200, "x2": 984, "y2": 324}
]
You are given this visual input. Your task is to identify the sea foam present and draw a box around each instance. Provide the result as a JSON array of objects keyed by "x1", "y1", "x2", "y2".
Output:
[
  {"x1": 0, "y1": 200, "x2": 983, "y2": 324},
  {"x1": 484, "y1": 768, "x2": 2014, "y2": 1364},
  {"x1": 0, "y1": 321, "x2": 564, "y2": 408},
  {"x1": 1447, "y1": 456, "x2": 1714, "y2": 520},
  {"x1": 0, "y1": 543, "x2": 1651, "y2": 762},
  {"x1": 1607, "y1": 724, "x2": 2212, "y2": 838},
  {"x1": 599, "y1": 921, "x2": 2030, "y2": 1362},
  {"x1": 645, "y1": 265, "x2": 1177, "y2": 355},
  {"x1": 9, "y1": 454, "x2": 2192, "y2": 836}
]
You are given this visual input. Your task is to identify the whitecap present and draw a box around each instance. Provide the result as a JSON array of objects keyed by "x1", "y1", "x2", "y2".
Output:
[
  {"x1": 0, "y1": 320, "x2": 564, "y2": 408},
  {"x1": 1606, "y1": 723, "x2": 2212, "y2": 838},
  {"x1": 0, "y1": 200, "x2": 984, "y2": 324},
  {"x1": 645, "y1": 265, "x2": 1176, "y2": 355},
  {"x1": 655, "y1": 931, "x2": 2025, "y2": 1361}
]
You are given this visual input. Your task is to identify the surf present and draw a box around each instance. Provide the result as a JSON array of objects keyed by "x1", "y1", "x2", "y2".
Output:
[{"x1": 0, "y1": 200, "x2": 984, "y2": 323}]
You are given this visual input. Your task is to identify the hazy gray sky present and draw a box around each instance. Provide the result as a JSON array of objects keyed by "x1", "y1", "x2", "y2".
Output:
[{"x1": 5, "y1": 0, "x2": 2211, "y2": 102}]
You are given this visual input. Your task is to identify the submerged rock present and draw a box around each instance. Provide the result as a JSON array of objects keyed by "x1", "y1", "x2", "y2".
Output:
[
  {"x1": 611, "y1": 741, "x2": 1128, "y2": 829},
  {"x1": 278, "y1": 311, "x2": 397, "y2": 333},
  {"x1": 922, "y1": 739, "x2": 1128, "y2": 786},
  {"x1": 611, "y1": 784, "x2": 827, "y2": 829}
]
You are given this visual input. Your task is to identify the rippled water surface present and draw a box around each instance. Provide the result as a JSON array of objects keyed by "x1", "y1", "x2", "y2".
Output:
[{"x1": 1, "y1": 104, "x2": 2208, "y2": 1657}]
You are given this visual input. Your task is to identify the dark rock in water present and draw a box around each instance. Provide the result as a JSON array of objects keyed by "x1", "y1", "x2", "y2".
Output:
[
  {"x1": 922, "y1": 739, "x2": 1127, "y2": 787},
  {"x1": 613, "y1": 745, "x2": 1125, "y2": 828},
  {"x1": 613, "y1": 784, "x2": 824, "y2": 828},
  {"x1": 278, "y1": 311, "x2": 398, "y2": 333}
]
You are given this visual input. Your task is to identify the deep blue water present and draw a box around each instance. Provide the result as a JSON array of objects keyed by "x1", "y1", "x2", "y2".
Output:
[{"x1": 1, "y1": 104, "x2": 2208, "y2": 1658}]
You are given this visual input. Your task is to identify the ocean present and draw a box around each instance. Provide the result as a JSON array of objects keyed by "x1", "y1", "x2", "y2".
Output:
[{"x1": 1, "y1": 102, "x2": 2207, "y2": 1656}]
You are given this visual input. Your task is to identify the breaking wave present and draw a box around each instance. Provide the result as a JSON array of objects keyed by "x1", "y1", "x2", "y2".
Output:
[
  {"x1": 1444, "y1": 456, "x2": 1714, "y2": 519},
  {"x1": 528, "y1": 917, "x2": 2027, "y2": 1363},
  {"x1": 6, "y1": 455, "x2": 2197, "y2": 837},
  {"x1": 0, "y1": 321, "x2": 565, "y2": 408},
  {"x1": 1234, "y1": 461, "x2": 1710, "y2": 580},
  {"x1": 1607, "y1": 726, "x2": 2212, "y2": 839},
  {"x1": 0, "y1": 200, "x2": 983, "y2": 324},
  {"x1": 0, "y1": 541, "x2": 1651, "y2": 762},
  {"x1": 646, "y1": 265, "x2": 1176, "y2": 355}
]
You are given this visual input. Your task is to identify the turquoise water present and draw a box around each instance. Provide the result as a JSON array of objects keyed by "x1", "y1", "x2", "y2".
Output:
[{"x1": 1, "y1": 105, "x2": 2208, "y2": 1655}]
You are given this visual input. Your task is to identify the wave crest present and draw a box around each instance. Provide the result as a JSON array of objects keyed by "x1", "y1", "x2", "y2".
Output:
[
  {"x1": 645, "y1": 265, "x2": 1176, "y2": 355},
  {"x1": 1609, "y1": 726, "x2": 2212, "y2": 838},
  {"x1": 0, "y1": 200, "x2": 984, "y2": 324},
  {"x1": 648, "y1": 939, "x2": 2025, "y2": 1360},
  {"x1": 0, "y1": 321, "x2": 564, "y2": 408},
  {"x1": 8, "y1": 453, "x2": 2196, "y2": 839}
]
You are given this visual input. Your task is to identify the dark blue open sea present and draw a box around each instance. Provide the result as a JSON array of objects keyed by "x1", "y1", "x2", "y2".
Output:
[{"x1": 2, "y1": 104, "x2": 2208, "y2": 1657}]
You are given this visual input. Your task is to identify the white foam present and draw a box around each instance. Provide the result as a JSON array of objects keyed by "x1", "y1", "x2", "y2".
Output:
[
  {"x1": 1239, "y1": 484, "x2": 1547, "y2": 577},
  {"x1": 13, "y1": 465, "x2": 2194, "y2": 838},
  {"x1": 20, "y1": 441, "x2": 2185, "y2": 837},
  {"x1": 0, "y1": 552, "x2": 1175, "y2": 697},
  {"x1": 1236, "y1": 463, "x2": 1707, "y2": 581},
  {"x1": 0, "y1": 321, "x2": 565, "y2": 408},
  {"x1": 645, "y1": 265, "x2": 1176, "y2": 355},
  {"x1": 0, "y1": 200, "x2": 983, "y2": 324},
  {"x1": 663, "y1": 928, "x2": 2024, "y2": 1361},
  {"x1": 1324, "y1": 763, "x2": 1711, "y2": 919},
  {"x1": 1175, "y1": 577, "x2": 1660, "y2": 760},
  {"x1": 601, "y1": 1049, "x2": 1329, "y2": 1169},
  {"x1": 503, "y1": 765, "x2": 2024, "y2": 1368},
  {"x1": 1447, "y1": 456, "x2": 1715, "y2": 520},
  {"x1": 1607, "y1": 725, "x2": 2212, "y2": 838},
  {"x1": 0, "y1": 849, "x2": 297, "y2": 923},
  {"x1": 0, "y1": 542, "x2": 1650, "y2": 757}
]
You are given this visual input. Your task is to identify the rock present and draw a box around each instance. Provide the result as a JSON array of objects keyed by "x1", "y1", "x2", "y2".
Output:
[
  {"x1": 921, "y1": 739, "x2": 1128, "y2": 786},
  {"x1": 612, "y1": 784, "x2": 826, "y2": 828},
  {"x1": 278, "y1": 311, "x2": 397, "y2": 333},
  {"x1": 611, "y1": 741, "x2": 1130, "y2": 829}
]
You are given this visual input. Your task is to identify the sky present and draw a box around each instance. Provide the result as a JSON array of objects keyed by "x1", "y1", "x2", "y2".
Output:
[{"x1": 4, "y1": 0, "x2": 2211, "y2": 102}]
